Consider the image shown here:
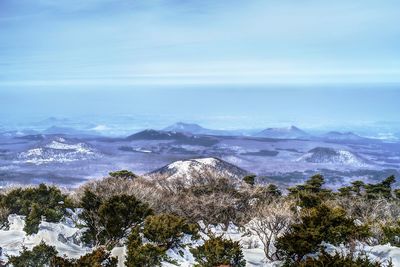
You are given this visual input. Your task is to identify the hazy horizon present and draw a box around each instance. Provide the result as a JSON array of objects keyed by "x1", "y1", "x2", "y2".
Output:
[{"x1": 1, "y1": 0, "x2": 400, "y2": 135}]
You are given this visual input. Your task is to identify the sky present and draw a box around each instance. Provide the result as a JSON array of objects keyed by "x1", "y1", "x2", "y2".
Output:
[{"x1": 0, "y1": 0, "x2": 400, "y2": 129}]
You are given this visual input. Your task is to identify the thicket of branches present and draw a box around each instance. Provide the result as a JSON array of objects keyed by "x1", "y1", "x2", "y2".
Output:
[{"x1": 2, "y1": 170, "x2": 400, "y2": 266}]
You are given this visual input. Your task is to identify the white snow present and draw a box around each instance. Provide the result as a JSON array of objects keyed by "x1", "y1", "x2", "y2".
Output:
[
  {"x1": 1, "y1": 216, "x2": 400, "y2": 267},
  {"x1": 0, "y1": 215, "x2": 89, "y2": 262}
]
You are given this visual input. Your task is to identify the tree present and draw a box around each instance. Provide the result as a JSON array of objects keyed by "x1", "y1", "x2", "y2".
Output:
[
  {"x1": 351, "y1": 180, "x2": 365, "y2": 196},
  {"x1": 191, "y1": 236, "x2": 246, "y2": 267},
  {"x1": 109, "y1": 170, "x2": 137, "y2": 180},
  {"x1": 276, "y1": 204, "x2": 370, "y2": 262},
  {"x1": 7, "y1": 241, "x2": 57, "y2": 267},
  {"x1": 1, "y1": 184, "x2": 73, "y2": 234},
  {"x1": 243, "y1": 175, "x2": 256, "y2": 186},
  {"x1": 288, "y1": 174, "x2": 332, "y2": 208},
  {"x1": 125, "y1": 227, "x2": 167, "y2": 267},
  {"x1": 80, "y1": 190, "x2": 152, "y2": 248},
  {"x1": 290, "y1": 249, "x2": 383, "y2": 267},
  {"x1": 248, "y1": 200, "x2": 294, "y2": 261},
  {"x1": 143, "y1": 214, "x2": 199, "y2": 249},
  {"x1": 365, "y1": 175, "x2": 395, "y2": 199},
  {"x1": 51, "y1": 247, "x2": 117, "y2": 267}
]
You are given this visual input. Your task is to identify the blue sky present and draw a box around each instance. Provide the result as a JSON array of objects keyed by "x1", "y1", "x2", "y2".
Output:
[
  {"x1": 1, "y1": 0, "x2": 400, "y2": 85},
  {"x1": 0, "y1": 0, "x2": 400, "y2": 129}
]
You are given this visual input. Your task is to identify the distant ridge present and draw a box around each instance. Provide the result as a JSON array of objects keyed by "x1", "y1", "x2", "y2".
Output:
[
  {"x1": 163, "y1": 122, "x2": 234, "y2": 136},
  {"x1": 126, "y1": 129, "x2": 219, "y2": 146},
  {"x1": 126, "y1": 129, "x2": 188, "y2": 140},
  {"x1": 322, "y1": 131, "x2": 368, "y2": 141},
  {"x1": 254, "y1": 125, "x2": 310, "y2": 139}
]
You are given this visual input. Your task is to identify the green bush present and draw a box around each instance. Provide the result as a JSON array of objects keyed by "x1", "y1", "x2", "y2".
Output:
[
  {"x1": 365, "y1": 175, "x2": 395, "y2": 199},
  {"x1": 284, "y1": 249, "x2": 383, "y2": 267},
  {"x1": 7, "y1": 241, "x2": 57, "y2": 267},
  {"x1": 381, "y1": 221, "x2": 400, "y2": 247},
  {"x1": 288, "y1": 174, "x2": 332, "y2": 208},
  {"x1": 125, "y1": 227, "x2": 167, "y2": 267},
  {"x1": 276, "y1": 204, "x2": 370, "y2": 262},
  {"x1": 51, "y1": 247, "x2": 117, "y2": 267},
  {"x1": 143, "y1": 213, "x2": 199, "y2": 249},
  {"x1": 1, "y1": 184, "x2": 73, "y2": 234},
  {"x1": 191, "y1": 236, "x2": 246, "y2": 267},
  {"x1": 80, "y1": 190, "x2": 152, "y2": 248},
  {"x1": 243, "y1": 175, "x2": 256, "y2": 186},
  {"x1": 109, "y1": 170, "x2": 137, "y2": 179}
]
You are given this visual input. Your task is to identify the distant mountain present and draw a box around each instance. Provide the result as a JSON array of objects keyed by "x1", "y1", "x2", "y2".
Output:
[
  {"x1": 163, "y1": 122, "x2": 236, "y2": 136},
  {"x1": 148, "y1": 157, "x2": 249, "y2": 181},
  {"x1": 297, "y1": 147, "x2": 367, "y2": 167},
  {"x1": 17, "y1": 137, "x2": 100, "y2": 165},
  {"x1": 126, "y1": 129, "x2": 219, "y2": 146},
  {"x1": 254, "y1": 126, "x2": 310, "y2": 139},
  {"x1": 16, "y1": 134, "x2": 47, "y2": 141},
  {"x1": 35, "y1": 117, "x2": 70, "y2": 125},
  {"x1": 126, "y1": 129, "x2": 188, "y2": 140},
  {"x1": 322, "y1": 131, "x2": 368, "y2": 141},
  {"x1": 163, "y1": 122, "x2": 205, "y2": 133}
]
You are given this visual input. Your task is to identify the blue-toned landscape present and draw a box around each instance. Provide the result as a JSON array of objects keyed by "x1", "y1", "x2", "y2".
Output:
[{"x1": 1, "y1": 1, "x2": 400, "y2": 266}]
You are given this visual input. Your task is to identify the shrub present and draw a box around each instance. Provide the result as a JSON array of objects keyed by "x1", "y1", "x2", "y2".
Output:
[
  {"x1": 1, "y1": 184, "x2": 73, "y2": 234},
  {"x1": 288, "y1": 174, "x2": 332, "y2": 208},
  {"x1": 276, "y1": 204, "x2": 370, "y2": 262},
  {"x1": 286, "y1": 249, "x2": 383, "y2": 267},
  {"x1": 7, "y1": 241, "x2": 57, "y2": 267},
  {"x1": 161, "y1": 176, "x2": 252, "y2": 228},
  {"x1": 191, "y1": 236, "x2": 246, "y2": 267},
  {"x1": 125, "y1": 227, "x2": 167, "y2": 267},
  {"x1": 0, "y1": 205, "x2": 10, "y2": 229},
  {"x1": 143, "y1": 213, "x2": 199, "y2": 249},
  {"x1": 365, "y1": 176, "x2": 396, "y2": 199},
  {"x1": 51, "y1": 247, "x2": 117, "y2": 267},
  {"x1": 381, "y1": 220, "x2": 400, "y2": 247},
  {"x1": 248, "y1": 199, "x2": 294, "y2": 261},
  {"x1": 243, "y1": 175, "x2": 256, "y2": 186},
  {"x1": 109, "y1": 170, "x2": 137, "y2": 180},
  {"x1": 80, "y1": 190, "x2": 152, "y2": 248}
]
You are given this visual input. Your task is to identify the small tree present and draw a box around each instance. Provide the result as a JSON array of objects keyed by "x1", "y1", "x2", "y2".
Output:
[
  {"x1": 288, "y1": 174, "x2": 332, "y2": 208},
  {"x1": 1, "y1": 184, "x2": 73, "y2": 234},
  {"x1": 125, "y1": 227, "x2": 167, "y2": 267},
  {"x1": 7, "y1": 241, "x2": 57, "y2": 267},
  {"x1": 276, "y1": 204, "x2": 370, "y2": 262},
  {"x1": 51, "y1": 247, "x2": 117, "y2": 267},
  {"x1": 191, "y1": 236, "x2": 246, "y2": 267},
  {"x1": 80, "y1": 190, "x2": 152, "y2": 248},
  {"x1": 243, "y1": 175, "x2": 256, "y2": 186},
  {"x1": 109, "y1": 170, "x2": 137, "y2": 180},
  {"x1": 143, "y1": 214, "x2": 199, "y2": 249},
  {"x1": 365, "y1": 175, "x2": 396, "y2": 199},
  {"x1": 294, "y1": 249, "x2": 383, "y2": 267},
  {"x1": 248, "y1": 199, "x2": 294, "y2": 261}
]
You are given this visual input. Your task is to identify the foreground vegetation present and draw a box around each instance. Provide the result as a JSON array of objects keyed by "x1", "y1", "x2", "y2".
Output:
[{"x1": 1, "y1": 170, "x2": 400, "y2": 266}]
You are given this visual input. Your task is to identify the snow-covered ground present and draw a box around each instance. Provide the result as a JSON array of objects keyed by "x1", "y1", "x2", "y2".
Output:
[{"x1": 1, "y1": 216, "x2": 400, "y2": 266}]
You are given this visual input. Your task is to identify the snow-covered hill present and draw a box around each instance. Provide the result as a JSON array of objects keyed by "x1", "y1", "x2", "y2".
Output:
[
  {"x1": 148, "y1": 157, "x2": 249, "y2": 181},
  {"x1": 297, "y1": 147, "x2": 368, "y2": 167},
  {"x1": 254, "y1": 126, "x2": 310, "y2": 139},
  {"x1": 17, "y1": 137, "x2": 100, "y2": 165}
]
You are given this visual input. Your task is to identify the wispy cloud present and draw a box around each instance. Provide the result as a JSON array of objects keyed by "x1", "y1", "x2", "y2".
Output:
[{"x1": 1, "y1": 0, "x2": 400, "y2": 86}]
